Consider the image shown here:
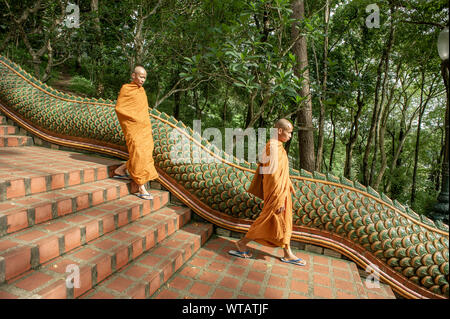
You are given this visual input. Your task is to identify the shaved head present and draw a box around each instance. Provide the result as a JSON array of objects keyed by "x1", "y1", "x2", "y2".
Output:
[
  {"x1": 273, "y1": 118, "x2": 294, "y2": 143},
  {"x1": 133, "y1": 66, "x2": 147, "y2": 75},
  {"x1": 131, "y1": 66, "x2": 147, "y2": 87},
  {"x1": 274, "y1": 118, "x2": 293, "y2": 130}
]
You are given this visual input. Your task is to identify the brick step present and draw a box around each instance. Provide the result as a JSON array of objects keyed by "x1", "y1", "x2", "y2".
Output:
[
  {"x1": 0, "y1": 178, "x2": 141, "y2": 236},
  {"x1": 0, "y1": 135, "x2": 33, "y2": 147},
  {"x1": 80, "y1": 222, "x2": 213, "y2": 299},
  {"x1": 0, "y1": 125, "x2": 20, "y2": 136},
  {"x1": 153, "y1": 235, "x2": 397, "y2": 299},
  {"x1": 0, "y1": 205, "x2": 194, "y2": 299},
  {"x1": 0, "y1": 190, "x2": 169, "y2": 284},
  {"x1": 0, "y1": 146, "x2": 123, "y2": 202}
]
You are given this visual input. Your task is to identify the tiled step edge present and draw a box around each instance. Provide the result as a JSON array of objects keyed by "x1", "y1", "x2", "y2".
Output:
[
  {"x1": 0, "y1": 161, "x2": 122, "y2": 202},
  {"x1": 0, "y1": 135, "x2": 33, "y2": 147},
  {"x1": 0, "y1": 191, "x2": 169, "y2": 284},
  {"x1": 0, "y1": 125, "x2": 20, "y2": 135},
  {"x1": 0, "y1": 205, "x2": 193, "y2": 299},
  {"x1": 0, "y1": 178, "x2": 137, "y2": 236},
  {"x1": 81, "y1": 222, "x2": 213, "y2": 299}
]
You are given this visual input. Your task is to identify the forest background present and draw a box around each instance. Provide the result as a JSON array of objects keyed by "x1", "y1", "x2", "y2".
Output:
[{"x1": 0, "y1": 0, "x2": 448, "y2": 219}]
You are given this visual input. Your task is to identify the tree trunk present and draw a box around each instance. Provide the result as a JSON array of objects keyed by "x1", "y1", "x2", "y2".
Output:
[
  {"x1": 436, "y1": 138, "x2": 443, "y2": 190},
  {"x1": 328, "y1": 107, "x2": 336, "y2": 172},
  {"x1": 362, "y1": 8, "x2": 395, "y2": 185},
  {"x1": 411, "y1": 69, "x2": 439, "y2": 204},
  {"x1": 245, "y1": 91, "x2": 256, "y2": 128},
  {"x1": 245, "y1": 88, "x2": 271, "y2": 129},
  {"x1": 373, "y1": 63, "x2": 402, "y2": 190},
  {"x1": 223, "y1": 85, "x2": 229, "y2": 125},
  {"x1": 363, "y1": 63, "x2": 383, "y2": 184},
  {"x1": 411, "y1": 109, "x2": 424, "y2": 206},
  {"x1": 11, "y1": 0, "x2": 67, "y2": 82},
  {"x1": 314, "y1": 0, "x2": 330, "y2": 172},
  {"x1": 1, "y1": 0, "x2": 43, "y2": 52},
  {"x1": 344, "y1": 89, "x2": 364, "y2": 179},
  {"x1": 134, "y1": 7, "x2": 145, "y2": 68},
  {"x1": 291, "y1": 0, "x2": 315, "y2": 172},
  {"x1": 91, "y1": 0, "x2": 101, "y2": 35},
  {"x1": 284, "y1": 113, "x2": 298, "y2": 162},
  {"x1": 91, "y1": 0, "x2": 104, "y2": 96},
  {"x1": 173, "y1": 90, "x2": 181, "y2": 120},
  {"x1": 0, "y1": 32, "x2": 12, "y2": 52},
  {"x1": 193, "y1": 89, "x2": 202, "y2": 119},
  {"x1": 370, "y1": 14, "x2": 396, "y2": 187},
  {"x1": 411, "y1": 71, "x2": 426, "y2": 205},
  {"x1": 129, "y1": 0, "x2": 163, "y2": 70}
]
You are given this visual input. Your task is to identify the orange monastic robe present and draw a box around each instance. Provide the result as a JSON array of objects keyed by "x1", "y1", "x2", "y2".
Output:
[
  {"x1": 115, "y1": 83, "x2": 159, "y2": 185},
  {"x1": 246, "y1": 139, "x2": 294, "y2": 248}
]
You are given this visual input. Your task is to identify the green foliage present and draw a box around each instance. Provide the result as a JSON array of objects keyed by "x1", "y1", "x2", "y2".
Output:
[
  {"x1": 0, "y1": 0, "x2": 447, "y2": 217},
  {"x1": 68, "y1": 76, "x2": 96, "y2": 97}
]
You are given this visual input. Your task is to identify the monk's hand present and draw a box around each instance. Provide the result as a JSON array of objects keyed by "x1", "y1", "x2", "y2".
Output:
[{"x1": 275, "y1": 206, "x2": 285, "y2": 214}]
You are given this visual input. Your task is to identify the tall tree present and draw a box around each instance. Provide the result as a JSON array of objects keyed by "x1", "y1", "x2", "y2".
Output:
[
  {"x1": 291, "y1": 0, "x2": 315, "y2": 172},
  {"x1": 314, "y1": 0, "x2": 330, "y2": 172},
  {"x1": 362, "y1": 3, "x2": 396, "y2": 187},
  {"x1": 411, "y1": 68, "x2": 440, "y2": 205},
  {"x1": 2, "y1": 0, "x2": 72, "y2": 82}
]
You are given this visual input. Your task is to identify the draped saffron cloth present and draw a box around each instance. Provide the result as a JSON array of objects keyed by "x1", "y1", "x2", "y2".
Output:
[
  {"x1": 115, "y1": 83, "x2": 159, "y2": 185},
  {"x1": 246, "y1": 139, "x2": 295, "y2": 248}
]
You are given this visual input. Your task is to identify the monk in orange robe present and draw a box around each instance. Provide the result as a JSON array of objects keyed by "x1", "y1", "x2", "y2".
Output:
[
  {"x1": 113, "y1": 66, "x2": 159, "y2": 200},
  {"x1": 229, "y1": 119, "x2": 306, "y2": 266}
]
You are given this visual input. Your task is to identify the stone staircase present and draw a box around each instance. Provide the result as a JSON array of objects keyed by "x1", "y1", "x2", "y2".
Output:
[
  {"x1": 0, "y1": 111, "x2": 397, "y2": 299},
  {"x1": 0, "y1": 112, "x2": 213, "y2": 298}
]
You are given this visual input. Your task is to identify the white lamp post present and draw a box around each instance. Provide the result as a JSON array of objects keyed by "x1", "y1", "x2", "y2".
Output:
[
  {"x1": 432, "y1": 26, "x2": 449, "y2": 224},
  {"x1": 437, "y1": 27, "x2": 449, "y2": 60}
]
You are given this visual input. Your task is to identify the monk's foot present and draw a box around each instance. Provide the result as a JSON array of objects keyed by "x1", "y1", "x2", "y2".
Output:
[
  {"x1": 235, "y1": 240, "x2": 245, "y2": 252},
  {"x1": 135, "y1": 193, "x2": 153, "y2": 200},
  {"x1": 228, "y1": 241, "x2": 252, "y2": 259},
  {"x1": 228, "y1": 249, "x2": 252, "y2": 259},
  {"x1": 280, "y1": 256, "x2": 306, "y2": 266},
  {"x1": 135, "y1": 187, "x2": 153, "y2": 200},
  {"x1": 114, "y1": 164, "x2": 127, "y2": 176},
  {"x1": 234, "y1": 241, "x2": 252, "y2": 258},
  {"x1": 113, "y1": 168, "x2": 131, "y2": 180}
]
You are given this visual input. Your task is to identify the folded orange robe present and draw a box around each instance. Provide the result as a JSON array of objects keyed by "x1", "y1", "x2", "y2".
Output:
[
  {"x1": 115, "y1": 83, "x2": 159, "y2": 185},
  {"x1": 246, "y1": 139, "x2": 294, "y2": 248}
]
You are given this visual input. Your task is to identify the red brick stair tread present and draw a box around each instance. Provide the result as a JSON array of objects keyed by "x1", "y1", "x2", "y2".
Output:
[
  {"x1": 0, "y1": 205, "x2": 193, "y2": 298},
  {"x1": 153, "y1": 236, "x2": 397, "y2": 299},
  {"x1": 0, "y1": 178, "x2": 140, "y2": 236},
  {"x1": 0, "y1": 191, "x2": 170, "y2": 283},
  {"x1": 0, "y1": 146, "x2": 123, "y2": 201},
  {"x1": 80, "y1": 222, "x2": 213, "y2": 299},
  {"x1": 0, "y1": 135, "x2": 33, "y2": 147},
  {"x1": 0, "y1": 125, "x2": 20, "y2": 135}
]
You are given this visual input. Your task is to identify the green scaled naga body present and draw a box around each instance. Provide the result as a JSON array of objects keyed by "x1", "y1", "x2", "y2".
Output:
[{"x1": 0, "y1": 55, "x2": 448, "y2": 299}]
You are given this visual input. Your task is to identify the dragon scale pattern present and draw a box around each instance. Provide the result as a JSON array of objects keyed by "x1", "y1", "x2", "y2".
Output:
[{"x1": 0, "y1": 56, "x2": 448, "y2": 299}]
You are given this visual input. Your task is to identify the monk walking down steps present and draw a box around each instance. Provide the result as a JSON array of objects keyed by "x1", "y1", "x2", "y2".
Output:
[
  {"x1": 113, "y1": 66, "x2": 159, "y2": 200},
  {"x1": 228, "y1": 119, "x2": 306, "y2": 266}
]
